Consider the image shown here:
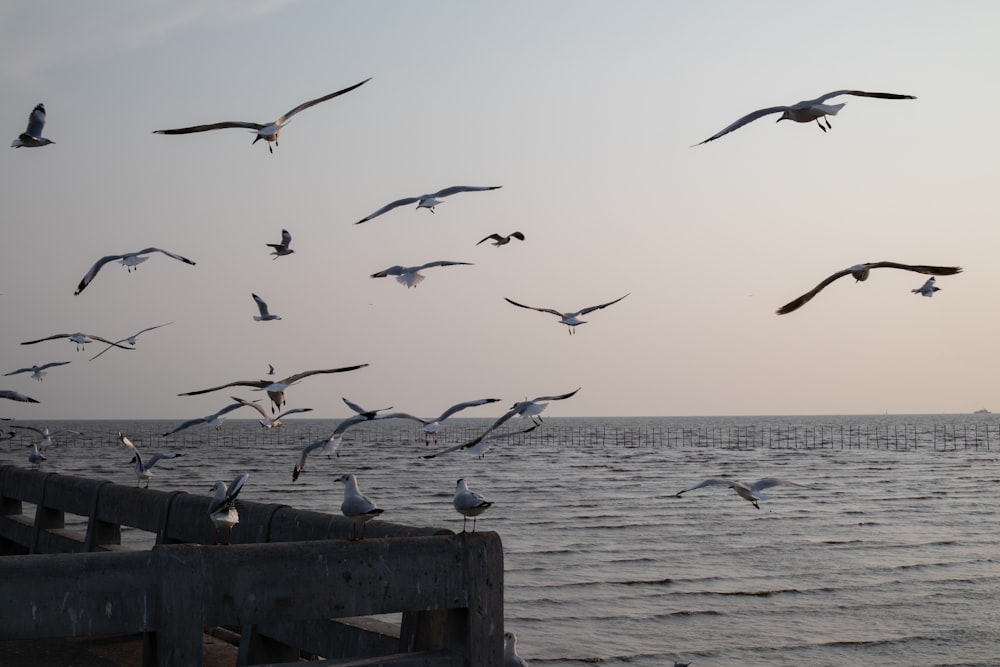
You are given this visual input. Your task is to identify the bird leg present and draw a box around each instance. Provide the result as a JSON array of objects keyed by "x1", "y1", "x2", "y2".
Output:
[
  {"x1": 815, "y1": 118, "x2": 828, "y2": 133},
  {"x1": 462, "y1": 516, "x2": 468, "y2": 533},
  {"x1": 752, "y1": 500, "x2": 760, "y2": 510}
]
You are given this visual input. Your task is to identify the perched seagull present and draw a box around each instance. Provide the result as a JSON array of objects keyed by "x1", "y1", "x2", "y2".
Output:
[
  {"x1": 21, "y1": 332, "x2": 134, "y2": 353},
  {"x1": 695, "y1": 89, "x2": 917, "y2": 145},
  {"x1": 252, "y1": 293, "x2": 282, "y2": 321},
  {"x1": 208, "y1": 472, "x2": 249, "y2": 545},
  {"x1": 0, "y1": 431, "x2": 15, "y2": 443},
  {"x1": 356, "y1": 185, "x2": 502, "y2": 224},
  {"x1": 230, "y1": 396, "x2": 313, "y2": 429},
  {"x1": 421, "y1": 424, "x2": 537, "y2": 460},
  {"x1": 336, "y1": 473, "x2": 384, "y2": 540},
  {"x1": 266, "y1": 229, "x2": 294, "y2": 259},
  {"x1": 89, "y1": 322, "x2": 173, "y2": 361},
  {"x1": 27, "y1": 442, "x2": 47, "y2": 467},
  {"x1": 505, "y1": 294, "x2": 630, "y2": 334},
  {"x1": 407, "y1": 398, "x2": 501, "y2": 444},
  {"x1": 676, "y1": 477, "x2": 805, "y2": 510},
  {"x1": 161, "y1": 398, "x2": 256, "y2": 436},
  {"x1": 0, "y1": 390, "x2": 39, "y2": 404},
  {"x1": 74, "y1": 248, "x2": 196, "y2": 295},
  {"x1": 458, "y1": 389, "x2": 580, "y2": 452},
  {"x1": 912, "y1": 277, "x2": 942, "y2": 297},
  {"x1": 504, "y1": 631, "x2": 529, "y2": 667},
  {"x1": 370, "y1": 260, "x2": 473, "y2": 288},
  {"x1": 4, "y1": 361, "x2": 71, "y2": 381},
  {"x1": 342, "y1": 397, "x2": 393, "y2": 420},
  {"x1": 453, "y1": 478, "x2": 493, "y2": 532},
  {"x1": 776, "y1": 262, "x2": 962, "y2": 315},
  {"x1": 10, "y1": 103, "x2": 54, "y2": 148},
  {"x1": 11, "y1": 425, "x2": 80, "y2": 450},
  {"x1": 153, "y1": 78, "x2": 371, "y2": 153},
  {"x1": 117, "y1": 432, "x2": 183, "y2": 488},
  {"x1": 293, "y1": 412, "x2": 425, "y2": 481},
  {"x1": 178, "y1": 364, "x2": 368, "y2": 413},
  {"x1": 477, "y1": 231, "x2": 525, "y2": 247}
]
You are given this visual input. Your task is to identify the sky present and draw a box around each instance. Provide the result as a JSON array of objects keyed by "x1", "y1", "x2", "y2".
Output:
[{"x1": 1, "y1": 1, "x2": 998, "y2": 420}]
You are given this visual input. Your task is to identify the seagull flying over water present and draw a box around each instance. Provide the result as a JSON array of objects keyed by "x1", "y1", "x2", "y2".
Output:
[
  {"x1": 453, "y1": 478, "x2": 493, "y2": 532},
  {"x1": 88, "y1": 322, "x2": 173, "y2": 361},
  {"x1": 912, "y1": 277, "x2": 942, "y2": 297},
  {"x1": 178, "y1": 364, "x2": 368, "y2": 413},
  {"x1": 356, "y1": 185, "x2": 502, "y2": 224},
  {"x1": 4, "y1": 361, "x2": 70, "y2": 381},
  {"x1": 230, "y1": 396, "x2": 313, "y2": 429},
  {"x1": 342, "y1": 397, "x2": 393, "y2": 420},
  {"x1": 456, "y1": 389, "x2": 580, "y2": 453},
  {"x1": 10, "y1": 103, "x2": 54, "y2": 148},
  {"x1": 676, "y1": 477, "x2": 805, "y2": 510},
  {"x1": 117, "y1": 431, "x2": 183, "y2": 488},
  {"x1": 477, "y1": 231, "x2": 525, "y2": 247},
  {"x1": 21, "y1": 332, "x2": 135, "y2": 353},
  {"x1": 695, "y1": 89, "x2": 917, "y2": 145},
  {"x1": 292, "y1": 412, "x2": 425, "y2": 481},
  {"x1": 0, "y1": 390, "x2": 39, "y2": 404},
  {"x1": 403, "y1": 397, "x2": 501, "y2": 444},
  {"x1": 208, "y1": 472, "x2": 249, "y2": 545},
  {"x1": 371, "y1": 261, "x2": 473, "y2": 288},
  {"x1": 153, "y1": 78, "x2": 371, "y2": 153},
  {"x1": 505, "y1": 294, "x2": 629, "y2": 334},
  {"x1": 252, "y1": 293, "x2": 281, "y2": 321},
  {"x1": 336, "y1": 473, "x2": 384, "y2": 540},
  {"x1": 776, "y1": 262, "x2": 962, "y2": 314},
  {"x1": 74, "y1": 248, "x2": 196, "y2": 295},
  {"x1": 266, "y1": 229, "x2": 294, "y2": 259},
  {"x1": 422, "y1": 424, "x2": 537, "y2": 460},
  {"x1": 161, "y1": 397, "x2": 256, "y2": 436},
  {"x1": 11, "y1": 425, "x2": 80, "y2": 450}
]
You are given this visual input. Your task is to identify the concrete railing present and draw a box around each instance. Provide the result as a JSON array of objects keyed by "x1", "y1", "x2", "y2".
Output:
[{"x1": 0, "y1": 466, "x2": 505, "y2": 666}]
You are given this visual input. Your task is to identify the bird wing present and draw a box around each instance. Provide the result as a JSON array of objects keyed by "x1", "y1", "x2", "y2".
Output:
[
  {"x1": 274, "y1": 407, "x2": 313, "y2": 420},
  {"x1": 428, "y1": 185, "x2": 503, "y2": 199},
  {"x1": 20, "y1": 333, "x2": 71, "y2": 345},
  {"x1": 694, "y1": 105, "x2": 789, "y2": 145},
  {"x1": 530, "y1": 387, "x2": 582, "y2": 403},
  {"x1": 274, "y1": 77, "x2": 372, "y2": 123},
  {"x1": 477, "y1": 234, "x2": 504, "y2": 245},
  {"x1": 252, "y1": 293, "x2": 272, "y2": 317},
  {"x1": 814, "y1": 90, "x2": 917, "y2": 103},
  {"x1": 0, "y1": 391, "x2": 39, "y2": 403},
  {"x1": 675, "y1": 478, "x2": 731, "y2": 496},
  {"x1": 436, "y1": 398, "x2": 501, "y2": 421},
  {"x1": 3, "y1": 368, "x2": 31, "y2": 376},
  {"x1": 867, "y1": 262, "x2": 962, "y2": 276},
  {"x1": 75, "y1": 254, "x2": 125, "y2": 295},
  {"x1": 415, "y1": 260, "x2": 473, "y2": 271},
  {"x1": 355, "y1": 197, "x2": 423, "y2": 224},
  {"x1": 370, "y1": 265, "x2": 404, "y2": 278},
  {"x1": 209, "y1": 472, "x2": 249, "y2": 513},
  {"x1": 89, "y1": 322, "x2": 173, "y2": 361},
  {"x1": 281, "y1": 364, "x2": 369, "y2": 384},
  {"x1": 504, "y1": 297, "x2": 564, "y2": 318},
  {"x1": 178, "y1": 379, "x2": 269, "y2": 396},
  {"x1": 280, "y1": 229, "x2": 291, "y2": 247},
  {"x1": 230, "y1": 396, "x2": 269, "y2": 419},
  {"x1": 342, "y1": 397, "x2": 367, "y2": 415},
  {"x1": 577, "y1": 293, "x2": 630, "y2": 316},
  {"x1": 154, "y1": 121, "x2": 266, "y2": 134},
  {"x1": 38, "y1": 361, "x2": 71, "y2": 371},
  {"x1": 422, "y1": 424, "x2": 536, "y2": 459},
  {"x1": 145, "y1": 452, "x2": 183, "y2": 469},
  {"x1": 748, "y1": 477, "x2": 804, "y2": 492},
  {"x1": 134, "y1": 247, "x2": 196, "y2": 266},
  {"x1": 10, "y1": 425, "x2": 44, "y2": 435},
  {"x1": 775, "y1": 267, "x2": 856, "y2": 315},
  {"x1": 161, "y1": 417, "x2": 209, "y2": 436},
  {"x1": 25, "y1": 104, "x2": 46, "y2": 137}
]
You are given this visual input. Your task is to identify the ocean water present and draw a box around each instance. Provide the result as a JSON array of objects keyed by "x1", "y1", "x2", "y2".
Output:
[{"x1": 5, "y1": 414, "x2": 1000, "y2": 667}]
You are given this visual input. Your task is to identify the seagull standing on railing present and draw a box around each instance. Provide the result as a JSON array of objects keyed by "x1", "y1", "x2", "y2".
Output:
[
  {"x1": 208, "y1": 472, "x2": 249, "y2": 545},
  {"x1": 336, "y1": 473, "x2": 383, "y2": 540},
  {"x1": 117, "y1": 432, "x2": 183, "y2": 488},
  {"x1": 453, "y1": 478, "x2": 493, "y2": 532}
]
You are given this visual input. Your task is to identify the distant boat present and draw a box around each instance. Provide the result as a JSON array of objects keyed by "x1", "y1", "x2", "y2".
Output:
[{"x1": 974, "y1": 408, "x2": 991, "y2": 414}]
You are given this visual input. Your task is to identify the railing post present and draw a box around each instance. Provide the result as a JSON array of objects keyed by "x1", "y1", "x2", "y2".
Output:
[{"x1": 149, "y1": 544, "x2": 205, "y2": 667}]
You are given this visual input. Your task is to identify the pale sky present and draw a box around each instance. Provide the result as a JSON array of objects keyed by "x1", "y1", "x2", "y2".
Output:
[{"x1": 1, "y1": 1, "x2": 998, "y2": 420}]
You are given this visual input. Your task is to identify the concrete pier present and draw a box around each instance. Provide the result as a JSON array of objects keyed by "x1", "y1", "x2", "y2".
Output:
[{"x1": 0, "y1": 466, "x2": 505, "y2": 666}]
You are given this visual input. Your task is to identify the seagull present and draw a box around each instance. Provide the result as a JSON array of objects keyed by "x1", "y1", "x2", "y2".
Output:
[
  {"x1": 11, "y1": 425, "x2": 81, "y2": 449},
  {"x1": 356, "y1": 185, "x2": 502, "y2": 224},
  {"x1": 336, "y1": 473, "x2": 384, "y2": 540},
  {"x1": 370, "y1": 261, "x2": 473, "y2": 288},
  {"x1": 88, "y1": 323, "x2": 173, "y2": 361},
  {"x1": 117, "y1": 431, "x2": 183, "y2": 488},
  {"x1": 208, "y1": 472, "x2": 249, "y2": 545},
  {"x1": 676, "y1": 477, "x2": 805, "y2": 510},
  {"x1": 477, "y1": 231, "x2": 525, "y2": 247},
  {"x1": 4, "y1": 361, "x2": 71, "y2": 381},
  {"x1": 0, "y1": 390, "x2": 39, "y2": 404},
  {"x1": 178, "y1": 364, "x2": 369, "y2": 413},
  {"x1": 27, "y1": 442, "x2": 47, "y2": 467},
  {"x1": 230, "y1": 396, "x2": 313, "y2": 429},
  {"x1": 74, "y1": 248, "x2": 196, "y2": 295},
  {"x1": 161, "y1": 397, "x2": 257, "y2": 436},
  {"x1": 153, "y1": 78, "x2": 371, "y2": 153},
  {"x1": 505, "y1": 294, "x2": 630, "y2": 334},
  {"x1": 776, "y1": 262, "x2": 963, "y2": 314},
  {"x1": 912, "y1": 277, "x2": 942, "y2": 297},
  {"x1": 292, "y1": 412, "x2": 425, "y2": 481},
  {"x1": 21, "y1": 332, "x2": 135, "y2": 353},
  {"x1": 695, "y1": 89, "x2": 917, "y2": 145},
  {"x1": 457, "y1": 389, "x2": 580, "y2": 452},
  {"x1": 266, "y1": 229, "x2": 294, "y2": 259},
  {"x1": 0, "y1": 431, "x2": 15, "y2": 443},
  {"x1": 342, "y1": 397, "x2": 393, "y2": 420},
  {"x1": 409, "y1": 398, "x2": 501, "y2": 444},
  {"x1": 453, "y1": 478, "x2": 493, "y2": 532},
  {"x1": 504, "y1": 631, "x2": 529, "y2": 667},
  {"x1": 267, "y1": 364, "x2": 275, "y2": 376},
  {"x1": 252, "y1": 293, "x2": 281, "y2": 321},
  {"x1": 421, "y1": 424, "x2": 537, "y2": 460},
  {"x1": 10, "y1": 103, "x2": 54, "y2": 148}
]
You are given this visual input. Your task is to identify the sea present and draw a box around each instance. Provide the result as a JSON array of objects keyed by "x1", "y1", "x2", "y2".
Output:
[{"x1": 5, "y1": 414, "x2": 999, "y2": 667}]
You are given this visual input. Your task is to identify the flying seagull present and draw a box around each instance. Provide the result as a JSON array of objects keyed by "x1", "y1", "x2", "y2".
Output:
[
  {"x1": 422, "y1": 424, "x2": 537, "y2": 460},
  {"x1": 74, "y1": 248, "x2": 196, "y2": 295},
  {"x1": 11, "y1": 425, "x2": 80, "y2": 449},
  {"x1": 178, "y1": 364, "x2": 369, "y2": 413},
  {"x1": 89, "y1": 322, "x2": 173, "y2": 361},
  {"x1": 117, "y1": 431, "x2": 183, "y2": 488},
  {"x1": 355, "y1": 185, "x2": 502, "y2": 224},
  {"x1": 252, "y1": 293, "x2": 281, "y2": 321},
  {"x1": 776, "y1": 262, "x2": 962, "y2": 314},
  {"x1": 505, "y1": 294, "x2": 630, "y2": 334},
  {"x1": 342, "y1": 397, "x2": 393, "y2": 420},
  {"x1": 161, "y1": 397, "x2": 257, "y2": 436},
  {"x1": 153, "y1": 77, "x2": 371, "y2": 153},
  {"x1": 266, "y1": 229, "x2": 294, "y2": 258},
  {"x1": 293, "y1": 412, "x2": 426, "y2": 481},
  {"x1": 695, "y1": 89, "x2": 916, "y2": 145},
  {"x1": 371, "y1": 261, "x2": 473, "y2": 288},
  {"x1": 456, "y1": 388, "x2": 580, "y2": 453},
  {"x1": 453, "y1": 478, "x2": 493, "y2": 532},
  {"x1": 477, "y1": 231, "x2": 525, "y2": 247},
  {"x1": 0, "y1": 390, "x2": 39, "y2": 404},
  {"x1": 336, "y1": 473, "x2": 384, "y2": 540},
  {"x1": 21, "y1": 332, "x2": 134, "y2": 353},
  {"x1": 208, "y1": 472, "x2": 249, "y2": 545},
  {"x1": 912, "y1": 277, "x2": 942, "y2": 297},
  {"x1": 4, "y1": 361, "x2": 71, "y2": 381},
  {"x1": 403, "y1": 397, "x2": 501, "y2": 444},
  {"x1": 10, "y1": 103, "x2": 54, "y2": 148},
  {"x1": 676, "y1": 477, "x2": 805, "y2": 510},
  {"x1": 230, "y1": 396, "x2": 313, "y2": 429}
]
